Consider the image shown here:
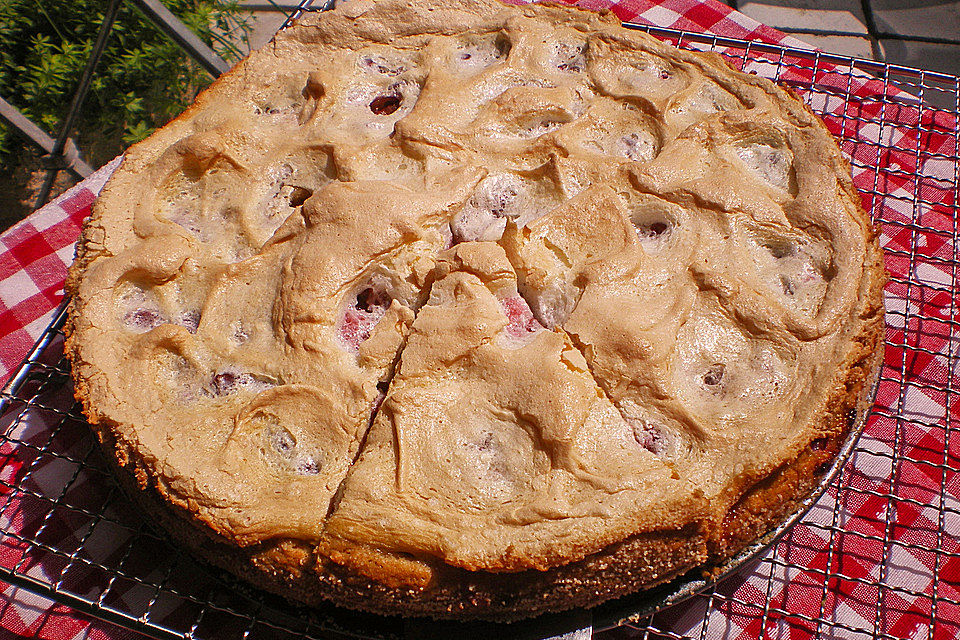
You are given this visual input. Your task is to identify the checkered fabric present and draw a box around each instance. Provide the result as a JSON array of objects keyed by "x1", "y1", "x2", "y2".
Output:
[
  {"x1": 0, "y1": 0, "x2": 957, "y2": 638},
  {"x1": 0, "y1": 158, "x2": 121, "y2": 382}
]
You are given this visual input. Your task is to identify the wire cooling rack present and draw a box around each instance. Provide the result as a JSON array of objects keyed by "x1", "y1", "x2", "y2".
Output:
[{"x1": 1, "y1": 15, "x2": 959, "y2": 640}]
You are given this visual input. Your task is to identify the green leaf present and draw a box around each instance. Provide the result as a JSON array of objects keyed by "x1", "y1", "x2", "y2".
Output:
[
  {"x1": 2, "y1": 0, "x2": 250, "y2": 167},
  {"x1": 122, "y1": 120, "x2": 153, "y2": 145}
]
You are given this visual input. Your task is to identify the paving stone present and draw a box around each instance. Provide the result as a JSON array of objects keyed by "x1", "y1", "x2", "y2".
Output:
[
  {"x1": 870, "y1": 0, "x2": 960, "y2": 40},
  {"x1": 881, "y1": 38, "x2": 960, "y2": 76},
  {"x1": 880, "y1": 39, "x2": 960, "y2": 109},
  {"x1": 244, "y1": 11, "x2": 289, "y2": 50},
  {"x1": 740, "y1": 1, "x2": 868, "y2": 34}
]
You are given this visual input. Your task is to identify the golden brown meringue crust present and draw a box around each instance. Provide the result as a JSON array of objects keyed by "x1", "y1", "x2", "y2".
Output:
[{"x1": 66, "y1": 0, "x2": 885, "y2": 620}]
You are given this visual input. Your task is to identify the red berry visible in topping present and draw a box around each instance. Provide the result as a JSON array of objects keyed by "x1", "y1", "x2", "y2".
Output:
[
  {"x1": 295, "y1": 455, "x2": 321, "y2": 475},
  {"x1": 209, "y1": 370, "x2": 269, "y2": 396},
  {"x1": 212, "y1": 371, "x2": 242, "y2": 395},
  {"x1": 341, "y1": 310, "x2": 362, "y2": 337},
  {"x1": 254, "y1": 105, "x2": 285, "y2": 116},
  {"x1": 477, "y1": 431, "x2": 495, "y2": 452},
  {"x1": 369, "y1": 94, "x2": 402, "y2": 115},
  {"x1": 356, "y1": 287, "x2": 391, "y2": 313},
  {"x1": 702, "y1": 364, "x2": 725, "y2": 388},
  {"x1": 125, "y1": 308, "x2": 163, "y2": 331},
  {"x1": 232, "y1": 324, "x2": 249, "y2": 345},
  {"x1": 338, "y1": 286, "x2": 393, "y2": 352},
  {"x1": 631, "y1": 420, "x2": 665, "y2": 455},
  {"x1": 361, "y1": 56, "x2": 405, "y2": 76},
  {"x1": 501, "y1": 295, "x2": 543, "y2": 340},
  {"x1": 659, "y1": 69, "x2": 671, "y2": 80},
  {"x1": 619, "y1": 132, "x2": 655, "y2": 161},
  {"x1": 636, "y1": 219, "x2": 671, "y2": 241},
  {"x1": 264, "y1": 425, "x2": 322, "y2": 475},
  {"x1": 557, "y1": 61, "x2": 582, "y2": 72},
  {"x1": 554, "y1": 43, "x2": 585, "y2": 73},
  {"x1": 268, "y1": 425, "x2": 296, "y2": 455},
  {"x1": 178, "y1": 310, "x2": 200, "y2": 333}
]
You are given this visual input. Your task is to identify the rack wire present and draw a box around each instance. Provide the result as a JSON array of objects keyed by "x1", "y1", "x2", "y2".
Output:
[{"x1": 1, "y1": 12, "x2": 958, "y2": 640}]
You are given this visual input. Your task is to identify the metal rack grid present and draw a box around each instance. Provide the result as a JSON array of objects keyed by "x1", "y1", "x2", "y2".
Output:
[{"x1": 1, "y1": 16, "x2": 958, "y2": 640}]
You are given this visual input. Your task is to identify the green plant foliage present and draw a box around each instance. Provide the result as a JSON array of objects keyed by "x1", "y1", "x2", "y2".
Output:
[{"x1": 0, "y1": 0, "x2": 251, "y2": 165}]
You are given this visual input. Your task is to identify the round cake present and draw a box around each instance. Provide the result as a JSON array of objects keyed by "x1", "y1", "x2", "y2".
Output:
[{"x1": 65, "y1": 0, "x2": 886, "y2": 621}]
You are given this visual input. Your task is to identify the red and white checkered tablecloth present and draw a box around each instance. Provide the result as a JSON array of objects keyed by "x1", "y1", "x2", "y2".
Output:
[{"x1": 0, "y1": 0, "x2": 957, "y2": 638}]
